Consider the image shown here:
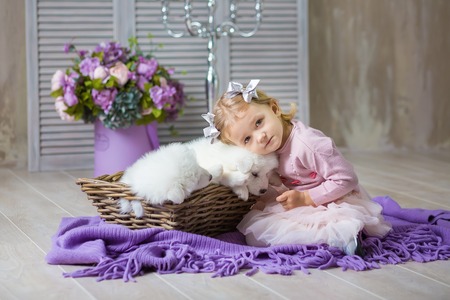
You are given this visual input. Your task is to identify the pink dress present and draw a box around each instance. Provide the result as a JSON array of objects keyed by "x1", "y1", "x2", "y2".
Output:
[{"x1": 237, "y1": 120, "x2": 391, "y2": 250}]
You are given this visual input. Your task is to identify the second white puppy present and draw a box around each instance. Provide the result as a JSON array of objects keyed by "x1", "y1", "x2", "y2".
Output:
[{"x1": 187, "y1": 137, "x2": 282, "y2": 200}]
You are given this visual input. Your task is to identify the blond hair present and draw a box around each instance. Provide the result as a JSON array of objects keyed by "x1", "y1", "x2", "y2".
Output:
[{"x1": 212, "y1": 89, "x2": 297, "y2": 144}]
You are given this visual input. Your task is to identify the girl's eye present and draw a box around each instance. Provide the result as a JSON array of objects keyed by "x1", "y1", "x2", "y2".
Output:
[
  {"x1": 256, "y1": 119, "x2": 262, "y2": 127},
  {"x1": 244, "y1": 136, "x2": 250, "y2": 144}
]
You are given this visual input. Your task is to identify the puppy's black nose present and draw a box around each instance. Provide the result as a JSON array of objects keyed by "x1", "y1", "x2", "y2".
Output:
[{"x1": 259, "y1": 189, "x2": 267, "y2": 194}]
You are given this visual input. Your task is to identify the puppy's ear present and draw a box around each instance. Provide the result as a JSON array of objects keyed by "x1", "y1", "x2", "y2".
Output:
[
  {"x1": 236, "y1": 158, "x2": 253, "y2": 174},
  {"x1": 268, "y1": 170, "x2": 283, "y2": 186},
  {"x1": 232, "y1": 186, "x2": 249, "y2": 201}
]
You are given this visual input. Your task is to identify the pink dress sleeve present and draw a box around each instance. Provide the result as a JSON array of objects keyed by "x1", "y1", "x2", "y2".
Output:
[{"x1": 291, "y1": 129, "x2": 359, "y2": 206}]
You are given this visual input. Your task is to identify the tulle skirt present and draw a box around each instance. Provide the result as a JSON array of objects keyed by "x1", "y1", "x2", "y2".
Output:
[{"x1": 237, "y1": 186, "x2": 392, "y2": 250}]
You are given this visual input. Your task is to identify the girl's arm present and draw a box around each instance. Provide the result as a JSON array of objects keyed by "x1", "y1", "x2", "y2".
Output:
[
  {"x1": 305, "y1": 143, "x2": 358, "y2": 206},
  {"x1": 278, "y1": 134, "x2": 358, "y2": 209}
]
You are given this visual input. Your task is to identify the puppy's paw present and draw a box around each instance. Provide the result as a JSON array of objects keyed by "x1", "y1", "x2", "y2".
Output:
[
  {"x1": 167, "y1": 186, "x2": 186, "y2": 204},
  {"x1": 131, "y1": 200, "x2": 144, "y2": 218},
  {"x1": 119, "y1": 199, "x2": 132, "y2": 214},
  {"x1": 232, "y1": 186, "x2": 249, "y2": 201}
]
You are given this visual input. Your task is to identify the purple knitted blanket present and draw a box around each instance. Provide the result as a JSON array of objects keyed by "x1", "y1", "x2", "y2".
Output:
[{"x1": 46, "y1": 196, "x2": 450, "y2": 281}]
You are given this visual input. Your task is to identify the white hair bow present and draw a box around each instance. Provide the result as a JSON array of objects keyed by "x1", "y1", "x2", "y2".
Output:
[
  {"x1": 201, "y1": 112, "x2": 220, "y2": 142},
  {"x1": 225, "y1": 79, "x2": 260, "y2": 103}
]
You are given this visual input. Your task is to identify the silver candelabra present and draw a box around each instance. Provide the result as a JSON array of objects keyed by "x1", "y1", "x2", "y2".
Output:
[{"x1": 161, "y1": 0, "x2": 263, "y2": 111}]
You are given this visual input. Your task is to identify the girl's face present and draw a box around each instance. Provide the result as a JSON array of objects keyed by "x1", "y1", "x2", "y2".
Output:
[{"x1": 224, "y1": 102, "x2": 287, "y2": 155}]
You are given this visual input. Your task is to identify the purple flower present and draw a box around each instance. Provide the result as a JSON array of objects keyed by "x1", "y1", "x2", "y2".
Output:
[
  {"x1": 136, "y1": 76, "x2": 148, "y2": 91},
  {"x1": 79, "y1": 57, "x2": 100, "y2": 78},
  {"x1": 78, "y1": 50, "x2": 88, "y2": 57},
  {"x1": 95, "y1": 41, "x2": 127, "y2": 67},
  {"x1": 62, "y1": 72, "x2": 79, "y2": 106},
  {"x1": 150, "y1": 86, "x2": 164, "y2": 109},
  {"x1": 170, "y1": 80, "x2": 185, "y2": 107},
  {"x1": 64, "y1": 86, "x2": 78, "y2": 106},
  {"x1": 163, "y1": 82, "x2": 184, "y2": 121},
  {"x1": 63, "y1": 43, "x2": 73, "y2": 53},
  {"x1": 137, "y1": 57, "x2": 158, "y2": 79},
  {"x1": 128, "y1": 71, "x2": 137, "y2": 82},
  {"x1": 150, "y1": 85, "x2": 177, "y2": 110},
  {"x1": 92, "y1": 88, "x2": 117, "y2": 113}
]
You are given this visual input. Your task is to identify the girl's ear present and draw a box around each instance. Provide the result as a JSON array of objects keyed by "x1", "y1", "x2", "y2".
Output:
[{"x1": 270, "y1": 100, "x2": 281, "y2": 116}]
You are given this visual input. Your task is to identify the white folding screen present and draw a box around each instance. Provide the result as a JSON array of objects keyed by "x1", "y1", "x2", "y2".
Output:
[{"x1": 26, "y1": 0, "x2": 308, "y2": 171}]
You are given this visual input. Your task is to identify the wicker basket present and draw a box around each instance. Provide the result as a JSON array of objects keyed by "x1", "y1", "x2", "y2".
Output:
[{"x1": 76, "y1": 171, "x2": 257, "y2": 236}]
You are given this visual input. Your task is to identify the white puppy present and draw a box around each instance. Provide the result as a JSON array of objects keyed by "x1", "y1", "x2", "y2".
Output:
[
  {"x1": 119, "y1": 142, "x2": 212, "y2": 217},
  {"x1": 186, "y1": 137, "x2": 282, "y2": 200}
]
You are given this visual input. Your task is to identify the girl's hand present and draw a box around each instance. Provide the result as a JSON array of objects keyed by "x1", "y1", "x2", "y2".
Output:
[{"x1": 276, "y1": 190, "x2": 315, "y2": 210}]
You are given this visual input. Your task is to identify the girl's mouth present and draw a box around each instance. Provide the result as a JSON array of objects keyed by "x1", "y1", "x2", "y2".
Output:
[{"x1": 265, "y1": 137, "x2": 272, "y2": 148}]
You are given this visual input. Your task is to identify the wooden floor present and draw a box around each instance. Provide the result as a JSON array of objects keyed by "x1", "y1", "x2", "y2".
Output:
[{"x1": 1, "y1": 150, "x2": 449, "y2": 300}]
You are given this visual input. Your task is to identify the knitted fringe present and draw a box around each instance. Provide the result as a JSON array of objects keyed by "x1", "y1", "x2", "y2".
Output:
[{"x1": 64, "y1": 224, "x2": 450, "y2": 282}]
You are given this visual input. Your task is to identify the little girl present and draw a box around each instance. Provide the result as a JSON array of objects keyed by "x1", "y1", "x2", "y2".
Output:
[{"x1": 205, "y1": 79, "x2": 392, "y2": 256}]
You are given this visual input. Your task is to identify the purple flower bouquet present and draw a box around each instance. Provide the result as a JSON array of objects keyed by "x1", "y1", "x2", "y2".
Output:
[{"x1": 50, "y1": 37, "x2": 186, "y2": 129}]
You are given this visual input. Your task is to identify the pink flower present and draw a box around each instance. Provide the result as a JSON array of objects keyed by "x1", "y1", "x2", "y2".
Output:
[
  {"x1": 93, "y1": 66, "x2": 109, "y2": 80},
  {"x1": 51, "y1": 70, "x2": 65, "y2": 92},
  {"x1": 159, "y1": 77, "x2": 167, "y2": 87},
  {"x1": 109, "y1": 62, "x2": 129, "y2": 86},
  {"x1": 55, "y1": 97, "x2": 75, "y2": 121}
]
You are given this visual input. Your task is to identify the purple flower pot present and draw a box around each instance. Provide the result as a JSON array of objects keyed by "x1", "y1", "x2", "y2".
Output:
[{"x1": 94, "y1": 120, "x2": 159, "y2": 176}]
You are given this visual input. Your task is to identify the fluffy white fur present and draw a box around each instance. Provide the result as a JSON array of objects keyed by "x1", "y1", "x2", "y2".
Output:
[
  {"x1": 186, "y1": 137, "x2": 282, "y2": 200},
  {"x1": 119, "y1": 142, "x2": 212, "y2": 217}
]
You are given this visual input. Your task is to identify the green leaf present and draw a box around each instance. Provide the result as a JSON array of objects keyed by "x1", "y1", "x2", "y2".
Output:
[
  {"x1": 143, "y1": 82, "x2": 154, "y2": 91},
  {"x1": 153, "y1": 108, "x2": 163, "y2": 118},
  {"x1": 128, "y1": 36, "x2": 138, "y2": 48},
  {"x1": 92, "y1": 52, "x2": 104, "y2": 62},
  {"x1": 136, "y1": 114, "x2": 156, "y2": 126},
  {"x1": 141, "y1": 94, "x2": 152, "y2": 109},
  {"x1": 50, "y1": 88, "x2": 63, "y2": 98},
  {"x1": 92, "y1": 78, "x2": 104, "y2": 90},
  {"x1": 105, "y1": 77, "x2": 118, "y2": 88}
]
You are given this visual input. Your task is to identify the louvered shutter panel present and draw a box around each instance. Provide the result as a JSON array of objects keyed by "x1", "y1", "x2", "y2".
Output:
[
  {"x1": 27, "y1": 0, "x2": 114, "y2": 171},
  {"x1": 229, "y1": 0, "x2": 309, "y2": 123},
  {"x1": 27, "y1": 0, "x2": 308, "y2": 171}
]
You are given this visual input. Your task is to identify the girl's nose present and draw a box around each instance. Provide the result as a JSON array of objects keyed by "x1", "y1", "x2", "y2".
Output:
[{"x1": 257, "y1": 131, "x2": 267, "y2": 143}]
